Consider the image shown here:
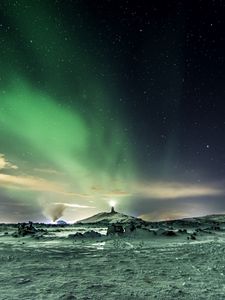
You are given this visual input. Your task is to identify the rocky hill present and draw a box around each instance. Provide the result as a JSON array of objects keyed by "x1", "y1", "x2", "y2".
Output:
[{"x1": 76, "y1": 207, "x2": 144, "y2": 225}]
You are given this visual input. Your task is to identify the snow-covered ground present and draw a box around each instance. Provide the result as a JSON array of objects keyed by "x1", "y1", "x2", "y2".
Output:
[{"x1": 1, "y1": 223, "x2": 225, "y2": 299}]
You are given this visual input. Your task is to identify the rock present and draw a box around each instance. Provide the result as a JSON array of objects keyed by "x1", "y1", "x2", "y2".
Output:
[
  {"x1": 162, "y1": 230, "x2": 177, "y2": 237},
  {"x1": 60, "y1": 293, "x2": 77, "y2": 300},
  {"x1": 156, "y1": 228, "x2": 166, "y2": 235},
  {"x1": 12, "y1": 232, "x2": 19, "y2": 238},
  {"x1": 13, "y1": 221, "x2": 47, "y2": 238},
  {"x1": 33, "y1": 232, "x2": 45, "y2": 239},
  {"x1": 187, "y1": 234, "x2": 196, "y2": 240},
  {"x1": 124, "y1": 222, "x2": 136, "y2": 233},
  {"x1": 17, "y1": 221, "x2": 37, "y2": 236},
  {"x1": 17, "y1": 278, "x2": 31, "y2": 284},
  {"x1": 136, "y1": 227, "x2": 157, "y2": 238},
  {"x1": 68, "y1": 230, "x2": 101, "y2": 239},
  {"x1": 178, "y1": 229, "x2": 187, "y2": 234},
  {"x1": 68, "y1": 232, "x2": 84, "y2": 239},
  {"x1": 107, "y1": 223, "x2": 124, "y2": 236},
  {"x1": 83, "y1": 230, "x2": 101, "y2": 238},
  {"x1": 190, "y1": 234, "x2": 196, "y2": 240},
  {"x1": 211, "y1": 225, "x2": 221, "y2": 230}
]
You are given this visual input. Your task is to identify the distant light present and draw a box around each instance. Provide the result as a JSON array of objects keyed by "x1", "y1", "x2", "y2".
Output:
[{"x1": 109, "y1": 200, "x2": 116, "y2": 207}]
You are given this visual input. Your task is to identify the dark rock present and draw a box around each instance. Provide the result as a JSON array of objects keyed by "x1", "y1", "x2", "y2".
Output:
[
  {"x1": 17, "y1": 221, "x2": 37, "y2": 236},
  {"x1": 187, "y1": 235, "x2": 196, "y2": 240},
  {"x1": 211, "y1": 226, "x2": 221, "y2": 230},
  {"x1": 162, "y1": 230, "x2": 177, "y2": 237},
  {"x1": 68, "y1": 232, "x2": 84, "y2": 239},
  {"x1": 124, "y1": 222, "x2": 136, "y2": 233},
  {"x1": 107, "y1": 223, "x2": 124, "y2": 236},
  {"x1": 12, "y1": 232, "x2": 19, "y2": 238},
  {"x1": 178, "y1": 229, "x2": 187, "y2": 234},
  {"x1": 68, "y1": 230, "x2": 101, "y2": 239},
  {"x1": 60, "y1": 293, "x2": 77, "y2": 300},
  {"x1": 110, "y1": 206, "x2": 116, "y2": 214},
  {"x1": 17, "y1": 278, "x2": 31, "y2": 284},
  {"x1": 13, "y1": 221, "x2": 47, "y2": 237},
  {"x1": 83, "y1": 230, "x2": 101, "y2": 238}
]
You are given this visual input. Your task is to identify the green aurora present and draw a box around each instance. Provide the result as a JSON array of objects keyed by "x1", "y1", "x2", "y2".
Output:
[
  {"x1": 0, "y1": 1, "x2": 223, "y2": 222},
  {"x1": 0, "y1": 1, "x2": 136, "y2": 221}
]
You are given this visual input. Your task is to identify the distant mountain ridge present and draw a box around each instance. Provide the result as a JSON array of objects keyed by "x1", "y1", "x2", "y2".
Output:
[
  {"x1": 146, "y1": 213, "x2": 225, "y2": 229},
  {"x1": 76, "y1": 208, "x2": 225, "y2": 227}
]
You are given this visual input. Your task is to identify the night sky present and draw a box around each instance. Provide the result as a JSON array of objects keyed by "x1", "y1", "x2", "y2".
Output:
[{"x1": 0, "y1": 0, "x2": 225, "y2": 223}]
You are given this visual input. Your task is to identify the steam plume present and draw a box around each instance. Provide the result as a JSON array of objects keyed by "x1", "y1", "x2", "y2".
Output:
[{"x1": 46, "y1": 203, "x2": 66, "y2": 222}]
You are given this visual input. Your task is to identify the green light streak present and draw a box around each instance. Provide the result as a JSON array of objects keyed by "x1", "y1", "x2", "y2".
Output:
[{"x1": 0, "y1": 1, "x2": 136, "y2": 207}]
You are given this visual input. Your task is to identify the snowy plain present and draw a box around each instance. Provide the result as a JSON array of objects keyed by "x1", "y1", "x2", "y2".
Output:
[{"x1": 1, "y1": 219, "x2": 225, "y2": 300}]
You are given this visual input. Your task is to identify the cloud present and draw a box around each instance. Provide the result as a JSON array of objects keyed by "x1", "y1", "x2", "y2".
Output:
[
  {"x1": 0, "y1": 154, "x2": 18, "y2": 170},
  {"x1": 34, "y1": 168, "x2": 63, "y2": 175},
  {"x1": 0, "y1": 173, "x2": 60, "y2": 191},
  {"x1": 0, "y1": 173, "x2": 90, "y2": 198},
  {"x1": 90, "y1": 181, "x2": 222, "y2": 201},
  {"x1": 54, "y1": 202, "x2": 95, "y2": 208},
  {"x1": 0, "y1": 164, "x2": 222, "y2": 202},
  {"x1": 139, "y1": 211, "x2": 187, "y2": 222},
  {"x1": 138, "y1": 203, "x2": 214, "y2": 222},
  {"x1": 91, "y1": 185, "x2": 102, "y2": 191},
  {"x1": 61, "y1": 192, "x2": 92, "y2": 198},
  {"x1": 135, "y1": 181, "x2": 223, "y2": 199},
  {"x1": 104, "y1": 189, "x2": 131, "y2": 197}
]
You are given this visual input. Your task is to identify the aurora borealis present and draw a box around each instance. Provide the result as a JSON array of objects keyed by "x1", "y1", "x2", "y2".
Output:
[{"x1": 1, "y1": 1, "x2": 225, "y2": 222}]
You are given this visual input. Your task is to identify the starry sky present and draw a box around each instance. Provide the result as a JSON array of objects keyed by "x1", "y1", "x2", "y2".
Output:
[{"x1": 0, "y1": 0, "x2": 225, "y2": 223}]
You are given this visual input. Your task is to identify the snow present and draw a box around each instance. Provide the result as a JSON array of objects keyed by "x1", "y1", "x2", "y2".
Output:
[
  {"x1": 1, "y1": 215, "x2": 225, "y2": 299},
  {"x1": 76, "y1": 210, "x2": 141, "y2": 225}
]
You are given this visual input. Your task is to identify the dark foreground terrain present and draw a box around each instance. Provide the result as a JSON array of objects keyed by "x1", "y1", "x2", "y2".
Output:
[{"x1": 1, "y1": 217, "x2": 225, "y2": 300}]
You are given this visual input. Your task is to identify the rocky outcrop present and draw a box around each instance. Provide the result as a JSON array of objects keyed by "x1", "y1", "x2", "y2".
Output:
[
  {"x1": 12, "y1": 222, "x2": 46, "y2": 238},
  {"x1": 17, "y1": 222, "x2": 37, "y2": 236},
  {"x1": 107, "y1": 223, "x2": 124, "y2": 236},
  {"x1": 68, "y1": 230, "x2": 101, "y2": 239},
  {"x1": 162, "y1": 230, "x2": 177, "y2": 237},
  {"x1": 124, "y1": 222, "x2": 136, "y2": 234},
  {"x1": 83, "y1": 230, "x2": 101, "y2": 238}
]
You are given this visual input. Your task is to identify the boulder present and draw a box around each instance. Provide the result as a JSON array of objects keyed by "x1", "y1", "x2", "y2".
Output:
[
  {"x1": 17, "y1": 222, "x2": 37, "y2": 236},
  {"x1": 178, "y1": 229, "x2": 187, "y2": 234},
  {"x1": 124, "y1": 222, "x2": 136, "y2": 234},
  {"x1": 107, "y1": 223, "x2": 124, "y2": 236},
  {"x1": 68, "y1": 232, "x2": 83, "y2": 239},
  {"x1": 68, "y1": 230, "x2": 101, "y2": 239},
  {"x1": 83, "y1": 230, "x2": 101, "y2": 238},
  {"x1": 162, "y1": 230, "x2": 177, "y2": 237},
  {"x1": 13, "y1": 222, "x2": 46, "y2": 238}
]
